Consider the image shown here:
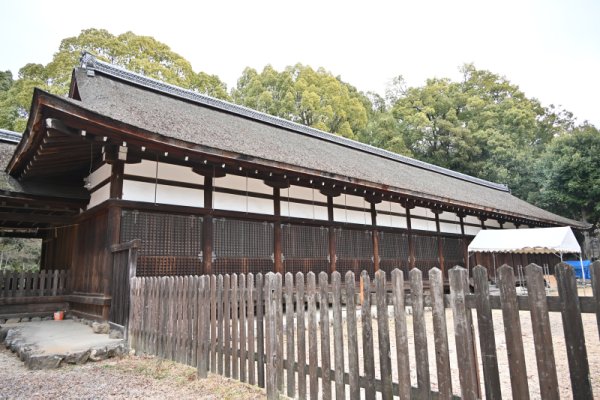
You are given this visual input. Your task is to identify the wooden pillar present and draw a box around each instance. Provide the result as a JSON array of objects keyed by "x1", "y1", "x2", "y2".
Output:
[
  {"x1": 458, "y1": 213, "x2": 468, "y2": 267},
  {"x1": 433, "y1": 210, "x2": 445, "y2": 275},
  {"x1": 105, "y1": 204, "x2": 122, "y2": 320},
  {"x1": 405, "y1": 203, "x2": 415, "y2": 270},
  {"x1": 479, "y1": 216, "x2": 487, "y2": 230},
  {"x1": 371, "y1": 202, "x2": 380, "y2": 272},
  {"x1": 327, "y1": 195, "x2": 336, "y2": 273},
  {"x1": 110, "y1": 161, "x2": 124, "y2": 199},
  {"x1": 273, "y1": 187, "x2": 283, "y2": 274},
  {"x1": 203, "y1": 176, "x2": 214, "y2": 275}
]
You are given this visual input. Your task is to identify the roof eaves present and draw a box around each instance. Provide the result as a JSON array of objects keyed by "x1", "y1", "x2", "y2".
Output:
[{"x1": 79, "y1": 52, "x2": 511, "y2": 193}]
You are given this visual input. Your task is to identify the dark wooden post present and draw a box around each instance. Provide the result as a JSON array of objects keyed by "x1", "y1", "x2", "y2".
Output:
[
  {"x1": 327, "y1": 195, "x2": 337, "y2": 273},
  {"x1": 405, "y1": 202, "x2": 415, "y2": 270},
  {"x1": 273, "y1": 187, "x2": 283, "y2": 274},
  {"x1": 203, "y1": 176, "x2": 214, "y2": 275},
  {"x1": 479, "y1": 216, "x2": 487, "y2": 230},
  {"x1": 433, "y1": 209, "x2": 444, "y2": 275},
  {"x1": 371, "y1": 202, "x2": 380, "y2": 272},
  {"x1": 110, "y1": 161, "x2": 124, "y2": 199},
  {"x1": 458, "y1": 213, "x2": 469, "y2": 267}
]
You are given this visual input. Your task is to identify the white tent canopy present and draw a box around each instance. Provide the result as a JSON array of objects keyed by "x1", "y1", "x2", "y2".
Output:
[
  {"x1": 468, "y1": 226, "x2": 581, "y2": 254},
  {"x1": 467, "y1": 226, "x2": 585, "y2": 282}
]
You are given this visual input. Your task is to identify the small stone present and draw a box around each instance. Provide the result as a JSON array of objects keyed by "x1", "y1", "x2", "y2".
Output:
[
  {"x1": 71, "y1": 316, "x2": 79, "y2": 322},
  {"x1": 20, "y1": 317, "x2": 30, "y2": 323},
  {"x1": 31, "y1": 317, "x2": 41, "y2": 322},
  {"x1": 89, "y1": 347, "x2": 108, "y2": 361},
  {"x1": 43, "y1": 316, "x2": 52, "y2": 321},
  {"x1": 0, "y1": 319, "x2": 6, "y2": 325},
  {"x1": 92, "y1": 322, "x2": 110, "y2": 334},
  {"x1": 6, "y1": 318, "x2": 20, "y2": 324},
  {"x1": 109, "y1": 330, "x2": 123, "y2": 339}
]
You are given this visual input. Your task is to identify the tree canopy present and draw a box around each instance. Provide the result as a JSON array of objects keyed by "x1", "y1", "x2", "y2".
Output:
[
  {"x1": 0, "y1": 28, "x2": 229, "y2": 132},
  {"x1": 231, "y1": 64, "x2": 369, "y2": 140},
  {"x1": 531, "y1": 124, "x2": 600, "y2": 230}
]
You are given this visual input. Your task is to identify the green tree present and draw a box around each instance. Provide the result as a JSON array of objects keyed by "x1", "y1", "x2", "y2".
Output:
[
  {"x1": 531, "y1": 124, "x2": 600, "y2": 229},
  {"x1": 0, "y1": 28, "x2": 229, "y2": 132},
  {"x1": 390, "y1": 64, "x2": 559, "y2": 199},
  {"x1": 232, "y1": 64, "x2": 369, "y2": 140}
]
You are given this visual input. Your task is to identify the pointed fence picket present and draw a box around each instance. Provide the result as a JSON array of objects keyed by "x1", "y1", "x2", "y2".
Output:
[{"x1": 127, "y1": 263, "x2": 597, "y2": 399}]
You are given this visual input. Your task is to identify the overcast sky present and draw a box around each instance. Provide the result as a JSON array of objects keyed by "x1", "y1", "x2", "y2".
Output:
[{"x1": 2, "y1": 0, "x2": 599, "y2": 127}]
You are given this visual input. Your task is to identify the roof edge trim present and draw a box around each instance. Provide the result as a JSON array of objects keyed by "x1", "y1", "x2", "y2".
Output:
[{"x1": 79, "y1": 52, "x2": 510, "y2": 193}]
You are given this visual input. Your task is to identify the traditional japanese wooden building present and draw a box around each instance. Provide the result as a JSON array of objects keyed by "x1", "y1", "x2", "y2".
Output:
[{"x1": 0, "y1": 53, "x2": 586, "y2": 321}]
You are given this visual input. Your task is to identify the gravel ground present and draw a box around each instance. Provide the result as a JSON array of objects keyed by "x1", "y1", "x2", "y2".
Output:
[{"x1": 0, "y1": 348, "x2": 266, "y2": 400}]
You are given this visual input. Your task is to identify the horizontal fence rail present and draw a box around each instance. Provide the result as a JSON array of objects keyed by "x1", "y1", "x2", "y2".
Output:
[
  {"x1": 0, "y1": 269, "x2": 68, "y2": 298},
  {"x1": 128, "y1": 262, "x2": 600, "y2": 400}
]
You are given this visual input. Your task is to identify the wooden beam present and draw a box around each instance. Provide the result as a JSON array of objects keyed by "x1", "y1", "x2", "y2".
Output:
[{"x1": 0, "y1": 212, "x2": 72, "y2": 225}]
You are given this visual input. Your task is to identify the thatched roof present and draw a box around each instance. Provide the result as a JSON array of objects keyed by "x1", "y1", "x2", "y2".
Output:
[{"x1": 22, "y1": 54, "x2": 584, "y2": 227}]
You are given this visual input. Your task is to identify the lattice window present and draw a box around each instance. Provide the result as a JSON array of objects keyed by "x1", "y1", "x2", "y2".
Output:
[
  {"x1": 378, "y1": 231, "x2": 410, "y2": 275},
  {"x1": 282, "y1": 224, "x2": 329, "y2": 275},
  {"x1": 212, "y1": 218, "x2": 274, "y2": 275},
  {"x1": 413, "y1": 233, "x2": 438, "y2": 274},
  {"x1": 442, "y1": 236, "x2": 465, "y2": 269},
  {"x1": 335, "y1": 228, "x2": 374, "y2": 277},
  {"x1": 120, "y1": 210, "x2": 203, "y2": 276}
]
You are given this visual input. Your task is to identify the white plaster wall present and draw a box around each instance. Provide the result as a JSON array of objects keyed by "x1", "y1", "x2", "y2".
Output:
[
  {"x1": 87, "y1": 163, "x2": 111, "y2": 188},
  {"x1": 333, "y1": 208, "x2": 370, "y2": 225},
  {"x1": 411, "y1": 206, "x2": 437, "y2": 219},
  {"x1": 485, "y1": 219, "x2": 502, "y2": 228},
  {"x1": 411, "y1": 218, "x2": 437, "y2": 232},
  {"x1": 214, "y1": 174, "x2": 272, "y2": 195},
  {"x1": 464, "y1": 215, "x2": 481, "y2": 225},
  {"x1": 465, "y1": 225, "x2": 481, "y2": 236},
  {"x1": 440, "y1": 212, "x2": 460, "y2": 222},
  {"x1": 125, "y1": 160, "x2": 203, "y2": 184},
  {"x1": 282, "y1": 201, "x2": 328, "y2": 220},
  {"x1": 333, "y1": 193, "x2": 369, "y2": 209},
  {"x1": 440, "y1": 222, "x2": 462, "y2": 234},
  {"x1": 288, "y1": 185, "x2": 327, "y2": 203},
  {"x1": 376, "y1": 213, "x2": 407, "y2": 229},
  {"x1": 122, "y1": 180, "x2": 204, "y2": 207},
  {"x1": 375, "y1": 201, "x2": 404, "y2": 214},
  {"x1": 504, "y1": 222, "x2": 517, "y2": 229},
  {"x1": 87, "y1": 182, "x2": 110, "y2": 209},
  {"x1": 214, "y1": 192, "x2": 273, "y2": 215}
]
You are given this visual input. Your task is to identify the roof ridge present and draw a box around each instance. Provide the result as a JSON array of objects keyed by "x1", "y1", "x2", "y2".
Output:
[{"x1": 79, "y1": 52, "x2": 509, "y2": 192}]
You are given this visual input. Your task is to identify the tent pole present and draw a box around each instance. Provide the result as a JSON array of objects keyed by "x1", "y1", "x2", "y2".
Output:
[{"x1": 580, "y1": 253, "x2": 586, "y2": 294}]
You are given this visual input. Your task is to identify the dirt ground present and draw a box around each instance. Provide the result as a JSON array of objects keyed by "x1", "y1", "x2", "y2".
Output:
[{"x1": 0, "y1": 348, "x2": 266, "y2": 400}]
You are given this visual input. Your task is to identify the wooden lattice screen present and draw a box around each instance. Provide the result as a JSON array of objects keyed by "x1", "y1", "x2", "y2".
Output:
[
  {"x1": 442, "y1": 236, "x2": 465, "y2": 271},
  {"x1": 213, "y1": 218, "x2": 274, "y2": 275},
  {"x1": 282, "y1": 224, "x2": 329, "y2": 275},
  {"x1": 335, "y1": 228, "x2": 374, "y2": 277},
  {"x1": 413, "y1": 233, "x2": 439, "y2": 274},
  {"x1": 378, "y1": 231, "x2": 410, "y2": 275},
  {"x1": 120, "y1": 210, "x2": 203, "y2": 276}
]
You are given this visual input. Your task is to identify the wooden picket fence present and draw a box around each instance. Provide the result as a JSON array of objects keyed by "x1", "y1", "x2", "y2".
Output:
[
  {"x1": 128, "y1": 262, "x2": 599, "y2": 399},
  {"x1": 0, "y1": 269, "x2": 68, "y2": 298}
]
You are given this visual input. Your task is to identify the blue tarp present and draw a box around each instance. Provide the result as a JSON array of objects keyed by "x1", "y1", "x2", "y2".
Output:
[{"x1": 564, "y1": 260, "x2": 591, "y2": 279}]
